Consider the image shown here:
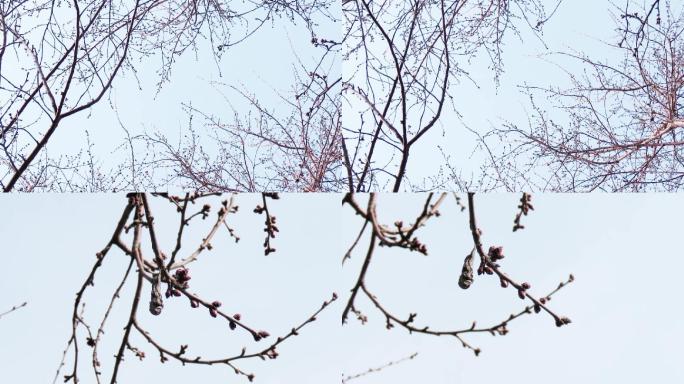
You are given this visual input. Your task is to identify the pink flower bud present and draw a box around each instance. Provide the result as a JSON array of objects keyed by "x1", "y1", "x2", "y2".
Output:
[{"x1": 487, "y1": 246, "x2": 505, "y2": 261}]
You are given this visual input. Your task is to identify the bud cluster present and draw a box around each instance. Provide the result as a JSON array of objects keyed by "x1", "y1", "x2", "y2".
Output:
[
  {"x1": 229, "y1": 313, "x2": 241, "y2": 330},
  {"x1": 254, "y1": 330, "x2": 270, "y2": 341},
  {"x1": 488, "y1": 246, "x2": 504, "y2": 261},
  {"x1": 165, "y1": 286, "x2": 182, "y2": 298},
  {"x1": 263, "y1": 215, "x2": 278, "y2": 255},
  {"x1": 166, "y1": 267, "x2": 191, "y2": 298},
  {"x1": 209, "y1": 300, "x2": 222, "y2": 318},
  {"x1": 513, "y1": 193, "x2": 534, "y2": 232},
  {"x1": 517, "y1": 282, "x2": 531, "y2": 299},
  {"x1": 408, "y1": 237, "x2": 428, "y2": 255},
  {"x1": 200, "y1": 204, "x2": 211, "y2": 219},
  {"x1": 255, "y1": 193, "x2": 279, "y2": 255},
  {"x1": 555, "y1": 316, "x2": 572, "y2": 327},
  {"x1": 174, "y1": 268, "x2": 191, "y2": 288}
]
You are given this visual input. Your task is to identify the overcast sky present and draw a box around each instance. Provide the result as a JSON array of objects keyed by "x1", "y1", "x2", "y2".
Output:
[{"x1": 2, "y1": 193, "x2": 683, "y2": 383}]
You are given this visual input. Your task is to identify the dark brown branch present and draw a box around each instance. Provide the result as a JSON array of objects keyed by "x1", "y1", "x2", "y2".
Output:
[
  {"x1": 343, "y1": 193, "x2": 573, "y2": 358},
  {"x1": 467, "y1": 193, "x2": 571, "y2": 327},
  {"x1": 254, "y1": 192, "x2": 279, "y2": 255},
  {"x1": 512, "y1": 192, "x2": 534, "y2": 232}
]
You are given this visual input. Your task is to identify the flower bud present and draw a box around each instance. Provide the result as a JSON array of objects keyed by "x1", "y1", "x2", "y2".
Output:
[
  {"x1": 487, "y1": 246, "x2": 505, "y2": 261},
  {"x1": 257, "y1": 330, "x2": 270, "y2": 338}
]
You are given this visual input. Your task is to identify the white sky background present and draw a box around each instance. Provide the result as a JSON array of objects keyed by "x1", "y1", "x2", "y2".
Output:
[{"x1": 2, "y1": 193, "x2": 684, "y2": 382}]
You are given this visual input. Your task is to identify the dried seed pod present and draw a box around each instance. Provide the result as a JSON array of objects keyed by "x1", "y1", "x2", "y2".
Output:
[
  {"x1": 458, "y1": 253, "x2": 475, "y2": 289},
  {"x1": 149, "y1": 272, "x2": 164, "y2": 316}
]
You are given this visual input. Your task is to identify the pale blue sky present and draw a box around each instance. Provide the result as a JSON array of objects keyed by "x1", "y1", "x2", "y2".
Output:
[
  {"x1": 2, "y1": 193, "x2": 683, "y2": 382},
  {"x1": 0, "y1": 194, "x2": 343, "y2": 383},
  {"x1": 344, "y1": 0, "x2": 684, "y2": 190},
  {"x1": 39, "y1": 5, "x2": 340, "y2": 188},
  {"x1": 11, "y1": 1, "x2": 679, "y2": 191},
  {"x1": 340, "y1": 193, "x2": 684, "y2": 383}
]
